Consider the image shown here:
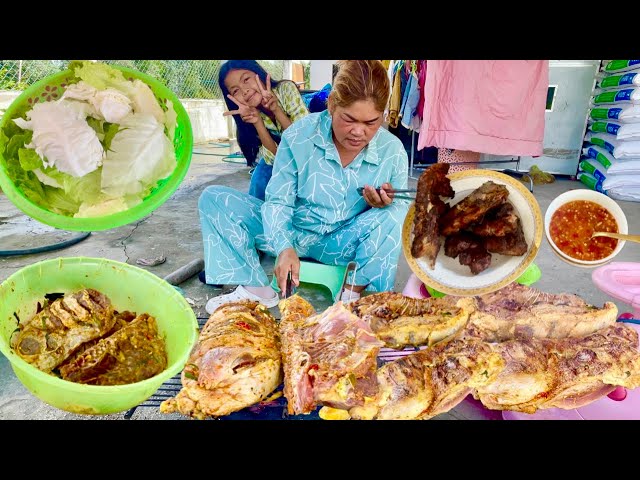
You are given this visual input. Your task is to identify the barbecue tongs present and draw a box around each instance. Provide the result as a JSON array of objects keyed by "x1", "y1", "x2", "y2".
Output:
[{"x1": 356, "y1": 187, "x2": 415, "y2": 201}]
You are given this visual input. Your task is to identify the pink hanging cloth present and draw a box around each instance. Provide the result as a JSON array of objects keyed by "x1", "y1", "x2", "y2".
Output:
[{"x1": 417, "y1": 60, "x2": 548, "y2": 156}]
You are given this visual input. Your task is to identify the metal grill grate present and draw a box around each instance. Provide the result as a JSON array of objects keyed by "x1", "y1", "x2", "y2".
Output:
[{"x1": 123, "y1": 317, "x2": 426, "y2": 420}]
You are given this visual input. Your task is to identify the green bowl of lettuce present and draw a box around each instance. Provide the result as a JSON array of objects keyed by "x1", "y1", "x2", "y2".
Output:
[{"x1": 0, "y1": 61, "x2": 193, "y2": 231}]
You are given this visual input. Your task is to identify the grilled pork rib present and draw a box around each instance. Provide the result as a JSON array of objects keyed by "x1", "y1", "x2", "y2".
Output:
[
  {"x1": 411, "y1": 163, "x2": 454, "y2": 268},
  {"x1": 349, "y1": 336, "x2": 505, "y2": 420},
  {"x1": 160, "y1": 300, "x2": 281, "y2": 419},
  {"x1": 439, "y1": 181, "x2": 509, "y2": 236}
]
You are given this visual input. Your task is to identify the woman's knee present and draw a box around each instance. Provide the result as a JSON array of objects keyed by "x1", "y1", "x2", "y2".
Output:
[
  {"x1": 198, "y1": 185, "x2": 237, "y2": 212},
  {"x1": 372, "y1": 208, "x2": 403, "y2": 236}
]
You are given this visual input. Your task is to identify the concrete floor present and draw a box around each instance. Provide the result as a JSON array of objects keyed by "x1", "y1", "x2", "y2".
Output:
[{"x1": 1, "y1": 142, "x2": 639, "y2": 420}]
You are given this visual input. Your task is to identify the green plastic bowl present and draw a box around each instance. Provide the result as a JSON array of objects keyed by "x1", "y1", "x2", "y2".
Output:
[
  {"x1": 0, "y1": 65, "x2": 193, "y2": 232},
  {"x1": 0, "y1": 257, "x2": 199, "y2": 415}
]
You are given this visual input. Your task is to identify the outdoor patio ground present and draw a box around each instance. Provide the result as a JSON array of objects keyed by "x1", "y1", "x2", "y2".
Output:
[{"x1": 1, "y1": 141, "x2": 638, "y2": 420}]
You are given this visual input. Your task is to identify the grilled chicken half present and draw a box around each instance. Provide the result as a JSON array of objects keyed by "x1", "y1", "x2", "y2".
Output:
[
  {"x1": 279, "y1": 294, "x2": 384, "y2": 415},
  {"x1": 473, "y1": 324, "x2": 640, "y2": 413},
  {"x1": 464, "y1": 283, "x2": 618, "y2": 342},
  {"x1": 348, "y1": 292, "x2": 475, "y2": 349},
  {"x1": 349, "y1": 336, "x2": 504, "y2": 420},
  {"x1": 13, "y1": 289, "x2": 116, "y2": 373},
  {"x1": 160, "y1": 300, "x2": 281, "y2": 419}
]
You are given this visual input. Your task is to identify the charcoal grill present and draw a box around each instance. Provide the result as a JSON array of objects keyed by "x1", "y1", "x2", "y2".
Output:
[{"x1": 124, "y1": 317, "x2": 427, "y2": 420}]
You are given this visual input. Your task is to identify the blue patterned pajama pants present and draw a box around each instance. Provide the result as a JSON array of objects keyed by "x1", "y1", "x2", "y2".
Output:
[{"x1": 198, "y1": 186, "x2": 407, "y2": 292}]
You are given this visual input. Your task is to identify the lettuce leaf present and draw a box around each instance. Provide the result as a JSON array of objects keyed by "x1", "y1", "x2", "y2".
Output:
[{"x1": 101, "y1": 113, "x2": 175, "y2": 197}]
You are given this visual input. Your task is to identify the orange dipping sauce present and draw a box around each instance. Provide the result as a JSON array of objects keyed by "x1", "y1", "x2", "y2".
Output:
[{"x1": 549, "y1": 200, "x2": 618, "y2": 261}]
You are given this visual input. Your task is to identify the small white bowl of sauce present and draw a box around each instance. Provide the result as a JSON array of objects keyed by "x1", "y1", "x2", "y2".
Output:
[{"x1": 544, "y1": 189, "x2": 628, "y2": 267}]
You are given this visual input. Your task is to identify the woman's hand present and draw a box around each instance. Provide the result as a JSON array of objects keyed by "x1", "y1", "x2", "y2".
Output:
[
  {"x1": 256, "y1": 74, "x2": 280, "y2": 113},
  {"x1": 224, "y1": 94, "x2": 262, "y2": 125},
  {"x1": 362, "y1": 182, "x2": 394, "y2": 208},
  {"x1": 274, "y1": 247, "x2": 300, "y2": 297}
]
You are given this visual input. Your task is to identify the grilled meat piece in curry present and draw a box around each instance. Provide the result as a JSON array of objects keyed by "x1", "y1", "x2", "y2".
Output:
[
  {"x1": 348, "y1": 292, "x2": 475, "y2": 349},
  {"x1": 58, "y1": 310, "x2": 136, "y2": 369},
  {"x1": 59, "y1": 313, "x2": 167, "y2": 385},
  {"x1": 160, "y1": 300, "x2": 281, "y2": 419},
  {"x1": 13, "y1": 289, "x2": 116, "y2": 373}
]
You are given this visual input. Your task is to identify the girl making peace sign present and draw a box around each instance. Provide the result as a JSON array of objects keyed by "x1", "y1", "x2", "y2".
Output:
[{"x1": 218, "y1": 60, "x2": 309, "y2": 200}]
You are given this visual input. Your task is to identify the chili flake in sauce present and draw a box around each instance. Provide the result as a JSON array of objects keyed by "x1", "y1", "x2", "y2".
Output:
[{"x1": 549, "y1": 200, "x2": 618, "y2": 261}]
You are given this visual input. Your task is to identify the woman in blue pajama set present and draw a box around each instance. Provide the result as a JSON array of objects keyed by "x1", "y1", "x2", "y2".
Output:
[{"x1": 200, "y1": 60, "x2": 410, "y2": 314}]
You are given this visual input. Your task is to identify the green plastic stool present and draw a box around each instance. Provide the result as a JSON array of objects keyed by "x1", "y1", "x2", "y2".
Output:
[
  {"x1": 426, "y1": 262, "x2": 542, "y2": 298},
  {"x1": 271, "y1": 260, "x2": 347, "y2": 302}
]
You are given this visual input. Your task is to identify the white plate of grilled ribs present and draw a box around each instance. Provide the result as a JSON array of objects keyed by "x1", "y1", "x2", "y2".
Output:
[{"x1": 402, "y1": 168, "x2": 543, "y2": 296}]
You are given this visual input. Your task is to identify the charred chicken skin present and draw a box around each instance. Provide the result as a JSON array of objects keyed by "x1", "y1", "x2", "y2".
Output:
[
  {"x1": 160, "y1": 300, "x2": 281, "y2": 419},
  {"x1": 348, "y1": 292, "x2": 475, "y2": 349}
]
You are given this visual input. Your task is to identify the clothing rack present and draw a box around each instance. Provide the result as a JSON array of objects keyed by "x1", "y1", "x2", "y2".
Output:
[
  {"x1": 407, "y1": 130, "x2": 524, "y2": 179},
  {"x1": 387, "y1": 59, "x2": 526, "y2": 181}
]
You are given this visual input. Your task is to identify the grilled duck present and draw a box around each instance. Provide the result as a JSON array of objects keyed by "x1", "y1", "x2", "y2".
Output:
[
  {"x1": 59, "y1": 313, "x2": 167, "y2": 385},
  {"x1": 13, "y1": 289, "x2": 116, "y2": 372},
  {"x1": 463, "y1": 283, "x2": 618, "y2": 342},
  {"x1": 279, "y1": 295, "x2": 383, "y2": 415},
  {"x1": 348, "y1": 292, "x2": 475, "y2": 349},
  {"x1": 473, "y1": 323, "x2": 640, "y2": 413},
  {"x1": 160, "y1": 300, "x2": 281, "y2": 419}
]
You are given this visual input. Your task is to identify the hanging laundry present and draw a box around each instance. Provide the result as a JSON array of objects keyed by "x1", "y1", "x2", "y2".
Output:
[
  {"x1": 388, "y1": 61, "x2": 404, "y2": 128},
  {"x1": 400, "y1": 70, "x2": 421, "y2": 131},
  {"x1": 417, "y1": 60, "x2": 427, "y2": 120},
  {"x1": 417, "y1": 60, "x2": 548, "y2": 156}
]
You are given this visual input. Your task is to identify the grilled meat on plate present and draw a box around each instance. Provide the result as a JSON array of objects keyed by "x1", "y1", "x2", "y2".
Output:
[
  {"x1": 13, "y1": 289, "x2": 116, "y2": 373},
  {"x1": 469, "y1": 202, "x2": 519, "y2": 237},
  {"x1": 484, "y1": 217, "x2": 528, "y2": 256},
  {"x1": 160, "y1": 300, "x2": 281, "y2": 419},
  {"x1": 439, "y1": 181, "x2": 509, "y2": 236},
  {"x1": 411, "y1": 163, "x2": 453, "y2": 268}
]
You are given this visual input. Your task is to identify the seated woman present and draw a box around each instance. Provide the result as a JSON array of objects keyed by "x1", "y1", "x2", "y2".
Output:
[
  {"x1": 200, "y1": 60, "x2": 410, "y2": 314},
  {"x1": 219, "y1": 60, "x2": 309, "y2": 200}
]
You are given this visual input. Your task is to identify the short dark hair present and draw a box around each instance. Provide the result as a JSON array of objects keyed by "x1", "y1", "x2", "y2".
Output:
[{"x1": 218, "y1": 60, "x2": 283, "y2": 167}]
